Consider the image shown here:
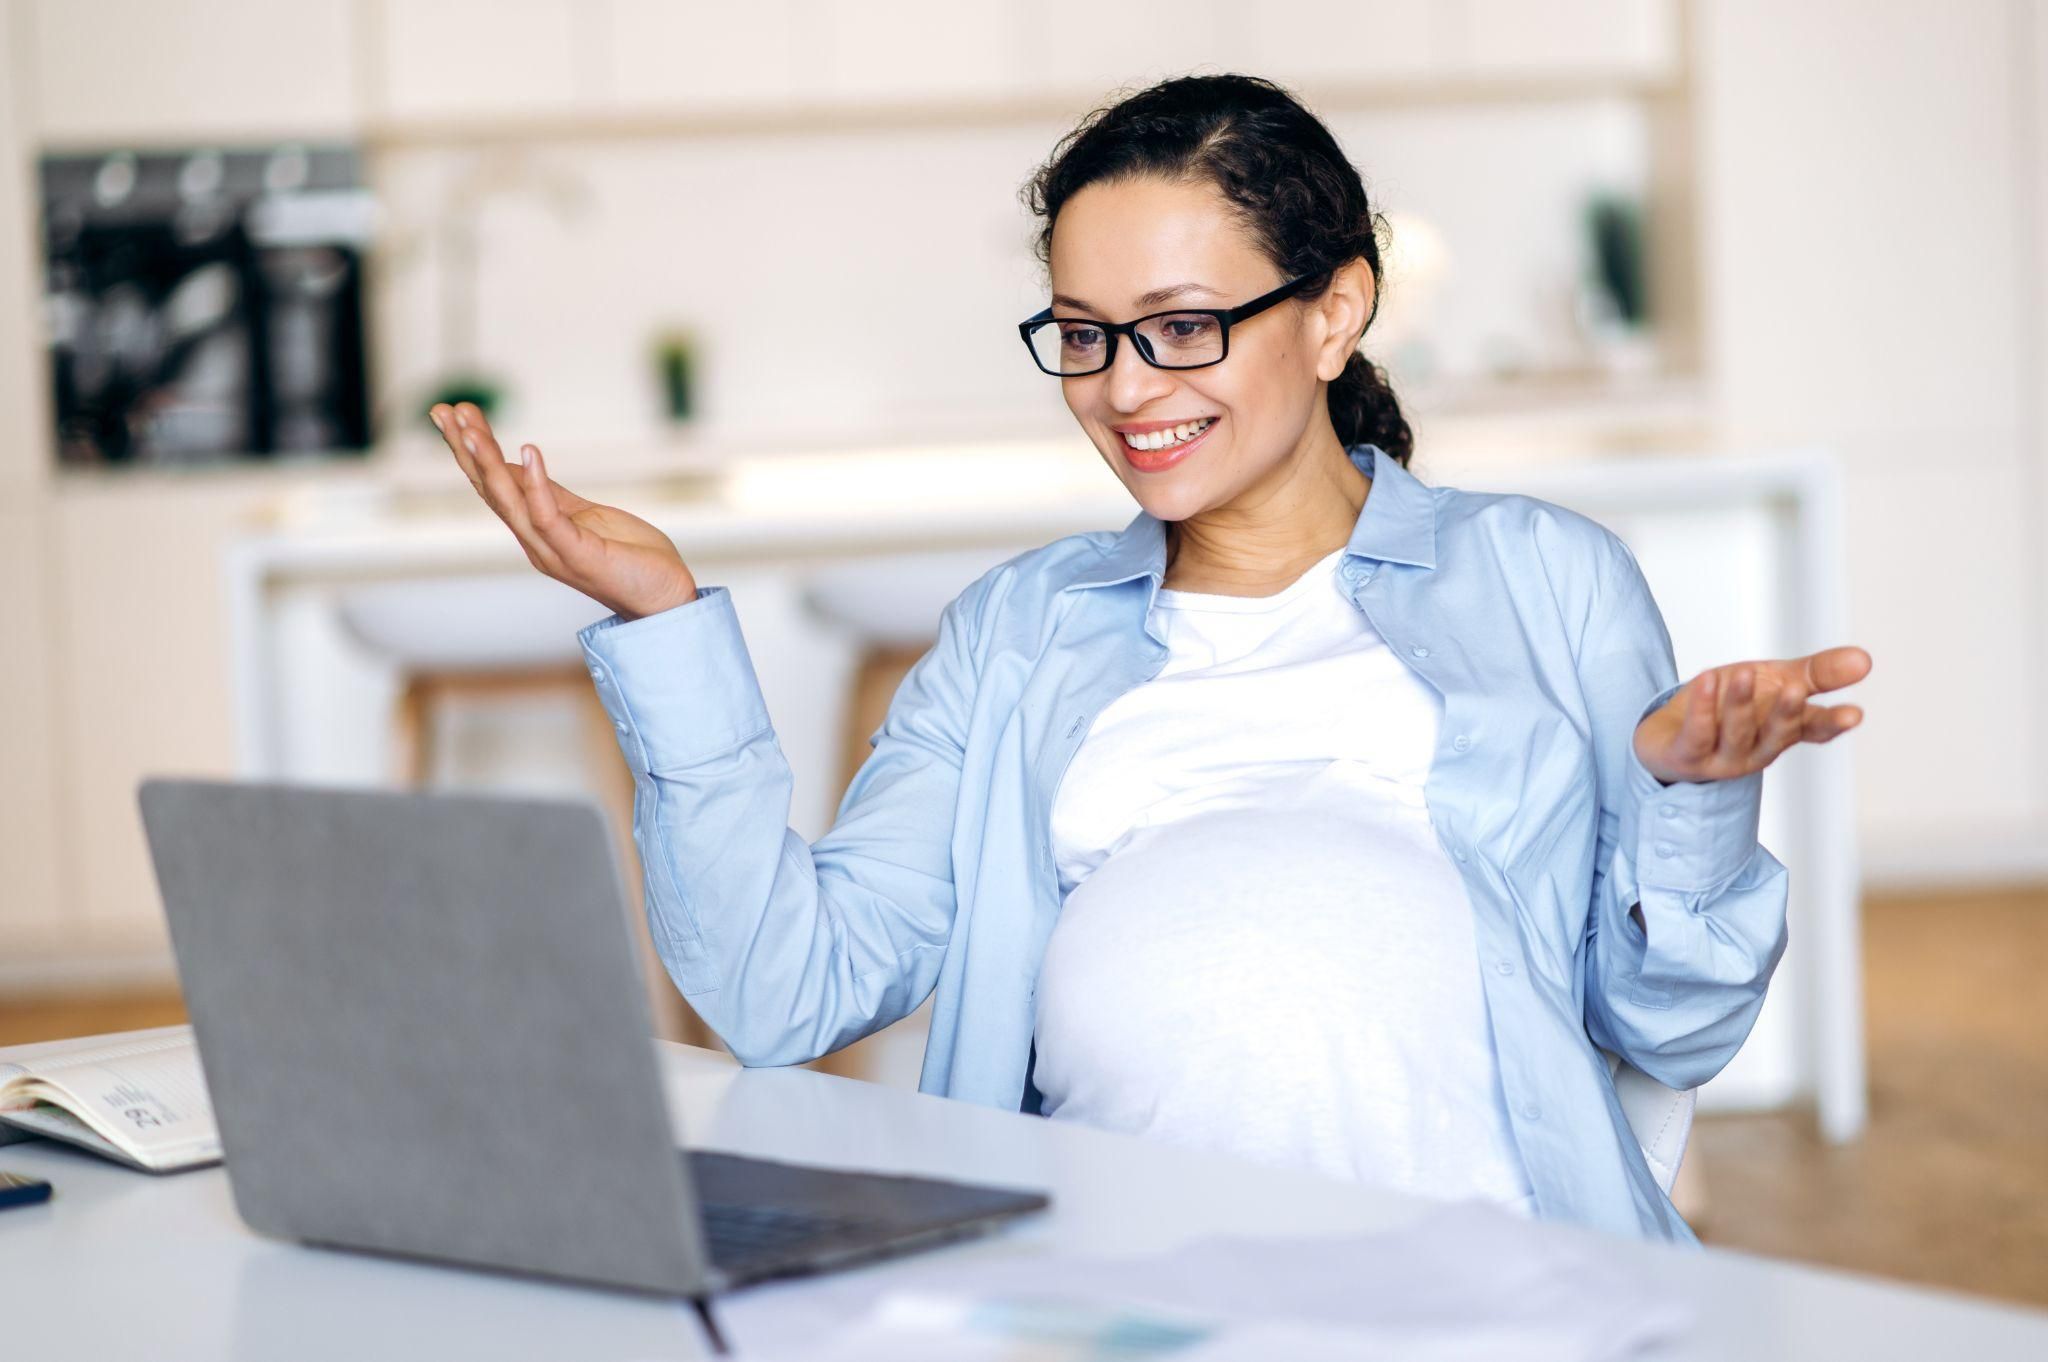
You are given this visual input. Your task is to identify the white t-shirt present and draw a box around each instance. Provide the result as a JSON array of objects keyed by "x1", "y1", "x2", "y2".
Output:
[{"x1": 1034, "y1": 546, "x2": 1536, "y2": 1215}]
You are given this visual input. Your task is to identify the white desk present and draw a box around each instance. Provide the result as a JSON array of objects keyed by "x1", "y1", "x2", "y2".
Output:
[{"x1": 3, "y1": 1040, "x2": 2043, "y2": 1359}]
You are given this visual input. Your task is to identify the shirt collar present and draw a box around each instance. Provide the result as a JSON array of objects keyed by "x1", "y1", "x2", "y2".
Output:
[{"x1": 1058, "y1": 441, "x2": 1437, "y2": 594}]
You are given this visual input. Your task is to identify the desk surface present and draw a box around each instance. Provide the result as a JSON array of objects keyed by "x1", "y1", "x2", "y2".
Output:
[{"x1": 3, "y1": 1041, "x2": 2041, "y2": 1359}]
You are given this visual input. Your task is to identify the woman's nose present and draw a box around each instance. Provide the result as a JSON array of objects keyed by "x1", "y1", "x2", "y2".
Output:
[{"x1": 1103, "y1": 336, "x2": 1176, "y2": 412}]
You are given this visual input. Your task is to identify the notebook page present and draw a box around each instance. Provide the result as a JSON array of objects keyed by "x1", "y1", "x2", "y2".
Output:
[
  {"x1": 0, "y1": 1025, "x2": 198, "y2": 1094},
  {"x1": 0, "y1": 1103, "x2": 148, "y2": 1170},
  {"x1": 5, "y1": 1025, "x2": 198, "y2": 1075},
  {"x1": 1, "y1": 1038, "x2": 221, "y2": 1170}
]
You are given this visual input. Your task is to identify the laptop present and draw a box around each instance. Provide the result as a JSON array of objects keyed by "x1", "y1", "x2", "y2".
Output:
[{"x1": 136, "y1": 778, "x2": 1048, "y2": 1312}]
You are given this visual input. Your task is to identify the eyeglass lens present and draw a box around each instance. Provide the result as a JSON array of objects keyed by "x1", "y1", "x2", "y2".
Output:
[{"x1": 1028, "y1": 312, "x2": 1225, "y2": 375}]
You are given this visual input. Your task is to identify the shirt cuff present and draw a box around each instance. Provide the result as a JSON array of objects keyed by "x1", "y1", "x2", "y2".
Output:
[
  {"x1": 1626, "y1": 680, "x2": 1765, "y2": 893},
  {"x1": 577, "y1": 585, "x2": 772, "y2": 771}
]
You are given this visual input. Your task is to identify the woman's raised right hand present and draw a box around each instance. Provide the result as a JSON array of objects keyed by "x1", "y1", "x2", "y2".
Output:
[{"x1": 432, "y1": 402, "x2": 700, "y2": 622}]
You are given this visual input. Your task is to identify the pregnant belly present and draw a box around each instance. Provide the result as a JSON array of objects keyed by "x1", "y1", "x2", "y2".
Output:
[
  {"x1": 1031, "y1": 774, "x2": 1528, "y2": 1197},
  {"x1": 1039, "y1": 794, "x2": 1478, "y2": 1066}
]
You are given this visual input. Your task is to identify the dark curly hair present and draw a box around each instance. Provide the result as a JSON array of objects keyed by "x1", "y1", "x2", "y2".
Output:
[{"x1": 1020, "y1": 73, "x2": 1412, "y2": 467}]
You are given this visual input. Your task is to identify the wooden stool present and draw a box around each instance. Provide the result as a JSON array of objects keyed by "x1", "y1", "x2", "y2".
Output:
[
  {"x1": 391, "y1": 662, "x2": 719, "y2": 1051},
  {"x1": 804, "y1": 640, "x2": 933, "y2": 1083}
]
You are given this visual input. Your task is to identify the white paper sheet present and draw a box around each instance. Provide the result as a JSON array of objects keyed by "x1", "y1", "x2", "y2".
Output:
[{"x1": 740, "y1": 1197, "x2": 1694, "y2": 1361}]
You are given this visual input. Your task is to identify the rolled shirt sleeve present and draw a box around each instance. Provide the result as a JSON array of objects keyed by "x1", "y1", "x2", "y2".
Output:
[
  {"x1": 580, "y1": 586, "x2": 771, "y2": 774},
  {"x1": 574, "y1": 578, "x2": 985, "y2": 1067},
  {"x1": 1623, "y1": 679, "x2": 1768, "y2": 894},
  {"x1": 1577, "y1": 533, "x2": 1791, "y2": 1092}
]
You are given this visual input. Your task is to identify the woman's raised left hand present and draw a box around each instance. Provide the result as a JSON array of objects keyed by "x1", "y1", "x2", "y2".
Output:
[{"x1": 1632, "y1": 646, "x2": 1872, "y2": 785}]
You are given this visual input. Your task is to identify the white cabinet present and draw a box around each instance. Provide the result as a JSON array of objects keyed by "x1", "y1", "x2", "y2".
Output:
[
  {"x1": 0, "y1": 8, "x2": 63, "y2": 966},
  {"x1": 2035, "y1": 0, "x2": 2048, "y2": 580},
  {"x1": 1242, "y1": 0, "x2": 1683, "y2": 91},
  {"x1": 16, "y1": 0, "x2": 1687, "y2": 151},
  {"x1": 25, "y1": 0, "x2": 360, "y2": 145},
  {"x1": 605, "y1": 0, "x2": 803, "y2": 112},
  {"x1": 1237, "y1": 1, "x2": 1443, "y2": 86},
  {"x1": 1452, "y1": 0, "x2": 1678, "y2": 79},
  {"x1": 371, "y1": 0, "x2": 589, "y2": 124},
  {"x1": 36, "y1": 469, "x2": 374, "y2": 961},
  {"x1": 1014, "y1": 1, "x2": 1231, "y2": 103},
  {"x1": 807, "y1": 0, "x2": 1027, "y2": 105},
  {"x1": 348, "y1": 0, "x2": 1686, "y2": 138},
  {"x1": 0, "y1": 506, "x2": 65, "y2": 959}
]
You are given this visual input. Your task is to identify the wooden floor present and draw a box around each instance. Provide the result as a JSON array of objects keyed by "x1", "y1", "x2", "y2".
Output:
[
  {"x1": 4, "y1": 884, "x2": 2044, "y2": 1309},
  {"x1": 1686, "y1": 882, "x2": 2048, "y2": 1307}
]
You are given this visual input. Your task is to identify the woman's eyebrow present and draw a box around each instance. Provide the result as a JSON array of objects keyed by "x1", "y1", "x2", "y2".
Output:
[{"x1": 1051, "y1": 282, "x2": 1219, "y2": 313}]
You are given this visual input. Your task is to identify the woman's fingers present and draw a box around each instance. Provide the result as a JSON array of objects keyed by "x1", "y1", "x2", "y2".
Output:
[
  {"x1": 1754, "y1": 671, "x2": 1808, "y2": 760},
  {"x1": 454, "y1": 405, "x2": 527, "y2": 515},
  {"x1": 434, "y1": 403, "x2": 694, "y2": 618},
  {"x1": 457, "y1": 406, "x2": 542, "y2": 533},
  {"x1": 517, "y1": 444, "x2": 601, "y2": 571},
  {"x1": 1804, "y1": 645, "x2": 1874, "y2": 696},
  {"x1": 435, "y1": 403, "x2": 510, "y2": 513},
  {"x1": 1779, "y1": 649, "x2": 1867, "y2": 747},
  {"x1": 1678, "y1": 669, "x2": 1720, "y2": 760},
  {"x1": 1802, "y1": 702, "x2": 1865, "y2": 743},
  {"x1": 1720, "y1": 659, "x2": 1769, "y2": 757},
  {"x1": 1717, "y1": 665, "x2": 1760, "y2": 759},
  {"x1": 1649, "y1": 649, "x2": 1870, "y2": 783},
  {"x1": 441, "y1": 405, "x2": 568, "y2": 575},
  {"x1": 544, "y1": 474, "x2": 596, "y2": 517},
  {"x1": 433, "y1": 405, "x2": 487, "y2": 496}
]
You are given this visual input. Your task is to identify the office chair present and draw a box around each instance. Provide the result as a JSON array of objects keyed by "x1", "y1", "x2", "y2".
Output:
[{"x1": 1605, "y1": 1049, "x2": 1696, "y2": 1197}]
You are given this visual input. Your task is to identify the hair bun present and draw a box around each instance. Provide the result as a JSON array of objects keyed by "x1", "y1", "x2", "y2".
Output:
[{"x1": 1330, "y1": 350, "x2": 1412, "y2": 466}]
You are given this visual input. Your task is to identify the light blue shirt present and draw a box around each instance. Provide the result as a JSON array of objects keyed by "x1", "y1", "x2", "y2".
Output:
[{"x1": 579, "y1": 441, "x2": 1789, "y2": 1244}]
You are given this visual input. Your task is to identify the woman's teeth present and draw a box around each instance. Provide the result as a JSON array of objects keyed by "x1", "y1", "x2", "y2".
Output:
[{"x1": 1121, "y1": 416, "x2": 1214, "y2": 451}]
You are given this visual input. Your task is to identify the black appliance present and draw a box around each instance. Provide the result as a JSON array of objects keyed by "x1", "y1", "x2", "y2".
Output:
[{"x1": 41, "y1": 144, "x2": 374, "y2": 467}]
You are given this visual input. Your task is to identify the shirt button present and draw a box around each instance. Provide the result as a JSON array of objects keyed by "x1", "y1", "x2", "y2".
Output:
[
  {"x1": 1410, "y1": 645, "x2": 1430, "y2": 659},
  {"x1": 1454, "y1": 847, "x2": 1468, "y2": 863},
  {"x1": 1495, "y1": 961, "x2": 1516, "y2": 976},
  {"x1": 615, "y1": 719, "x2": 630, "y2": 734},
  {"x1": 1655, "y1": 841, "x2": 1675, "y2": 858},
  {"x1": 1659, "y1": 803, "x2": 1677, "y2": 819},
  {"x1": 1452, "y1": 735, "x2": 1471, "y2": 752},
  {"x1": 1521, "y1": 1103, "x2": 1542, "y2": 1121},
  {"x1": 589, "y1": 666, "x2": 605, "y2": 683}
]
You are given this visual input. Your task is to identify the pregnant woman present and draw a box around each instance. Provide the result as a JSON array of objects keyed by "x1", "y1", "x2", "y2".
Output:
[{"x1": 432, "y1": 74, "x2": 1870, "y2": 1244}]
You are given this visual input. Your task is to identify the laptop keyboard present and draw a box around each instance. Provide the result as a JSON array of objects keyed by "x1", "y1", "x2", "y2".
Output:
[
  {"x1": 682, "y1": 1148, "x2": 1050, "y2": 1285},
  {"x1": 698, "y1": 1201, "x2": 885, "y2": 1277}
]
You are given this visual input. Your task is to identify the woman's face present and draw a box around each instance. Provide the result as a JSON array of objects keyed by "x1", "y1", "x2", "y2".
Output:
[{"x1": 1046, "y1": 174, "x2": 1369, "y2": 524}]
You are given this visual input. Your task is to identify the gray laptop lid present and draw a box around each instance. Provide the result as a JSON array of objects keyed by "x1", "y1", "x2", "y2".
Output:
[{"x1": 138, "y1": 778, "x2": 711, "y2": 1296}]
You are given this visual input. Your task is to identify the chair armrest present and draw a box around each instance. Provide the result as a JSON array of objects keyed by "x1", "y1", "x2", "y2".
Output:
[{"x1": 1603, "y1": 1048, "x2": 1696, "y2": 1195}]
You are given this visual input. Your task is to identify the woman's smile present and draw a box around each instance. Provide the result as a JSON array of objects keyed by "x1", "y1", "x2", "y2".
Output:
[{"x1": 1120, "y1": 415, "x2": 1219, "y2": 472}]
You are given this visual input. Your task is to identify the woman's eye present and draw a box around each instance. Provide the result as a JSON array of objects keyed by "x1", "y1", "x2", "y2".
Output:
[
  {"x1": 1162, "y1": 317, "x2": 1215, "y2": 342},
  {"x1": 1059, "y1": 326, "x2": 1104, "y2": 348}
]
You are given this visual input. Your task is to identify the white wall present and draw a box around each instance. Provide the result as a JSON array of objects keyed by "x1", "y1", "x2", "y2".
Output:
[
  {"x1": 2, "y1": 1, "x2": 2043, "y2": 986},
  {"x1": 0, "y1": 0, "x2": 67, "y2": 959},
  {"x1": 364, "y1": 97, "x2": 1655, "y2": 454},
  {"x1": 1694, "y1": 0, "x2": 2047, "y2": 887}
]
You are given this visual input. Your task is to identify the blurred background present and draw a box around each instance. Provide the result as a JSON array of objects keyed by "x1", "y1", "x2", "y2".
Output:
[{"x1": 0, "y1": 0, "x2": 2041, "y2": 1308}]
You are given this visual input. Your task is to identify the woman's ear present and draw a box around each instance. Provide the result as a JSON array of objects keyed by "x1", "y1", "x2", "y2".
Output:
[{"x1": 1315, "y1": 258, "x2": 1376, "y2": 382}]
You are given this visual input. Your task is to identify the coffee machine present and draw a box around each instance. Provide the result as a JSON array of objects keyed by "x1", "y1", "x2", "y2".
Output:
[{"x1": 41, "y1": 143, "x2": 374, "y2": 467}]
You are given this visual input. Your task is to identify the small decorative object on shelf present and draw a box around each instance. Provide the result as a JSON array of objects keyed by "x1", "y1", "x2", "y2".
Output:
[
  {"x1": 1578, "y1": 191, "x2": 1659, "y2": 379},
  {"x1": 424, "y1": 375, "x2": 505, "y2": 427},
  {"x1": 654, "y1": 327, "x2": 699, "y2": 426}
]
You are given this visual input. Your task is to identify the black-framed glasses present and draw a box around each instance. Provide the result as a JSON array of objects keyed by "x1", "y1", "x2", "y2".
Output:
[{"x1": 1017, "y1": 271, "x2": 1318, "y2": 376}]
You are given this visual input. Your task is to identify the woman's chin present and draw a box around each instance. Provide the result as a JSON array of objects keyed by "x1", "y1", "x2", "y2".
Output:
[{"x1": 1130, "y1": 486, "x2": 1204, "y2": 525}]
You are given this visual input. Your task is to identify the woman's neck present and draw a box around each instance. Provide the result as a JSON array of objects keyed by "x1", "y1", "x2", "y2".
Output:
[{"x1": 1161, "y1": 437, "x2": 1370, "y2": 597}]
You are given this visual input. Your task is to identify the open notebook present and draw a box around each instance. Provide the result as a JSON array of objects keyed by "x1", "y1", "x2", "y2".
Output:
[{"x1": 0, "y1": 1025, "x2": 221, "y2": 1172}]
